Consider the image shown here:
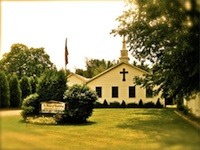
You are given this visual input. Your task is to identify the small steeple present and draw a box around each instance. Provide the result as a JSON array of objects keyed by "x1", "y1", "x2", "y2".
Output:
[{"x1": 119, "y1": 36, "x2": 129, "y2": 63}]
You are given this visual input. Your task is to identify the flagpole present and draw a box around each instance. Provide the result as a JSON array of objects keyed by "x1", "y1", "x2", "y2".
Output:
[{"x1": 65, "y1": 38, "x2": 68, "y2": 72}]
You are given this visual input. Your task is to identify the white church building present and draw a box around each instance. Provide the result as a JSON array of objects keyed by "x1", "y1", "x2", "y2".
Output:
[{"x1": 67, "y1": 37, "x2": 165, "y2": 106}]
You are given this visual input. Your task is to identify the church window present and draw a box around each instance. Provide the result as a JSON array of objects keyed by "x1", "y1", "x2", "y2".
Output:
[
  {"x1": 146, "y1": 86, "x2": 153, "y2": 98},
  {"x1": 96, "y1": 87, "x2": 102, "y2": 98},
  {"x1": 129, "y1": 86, "x2": 136, "y2": 98},
  {"x1": 112, "y1": 86, "x2": 118, "y2": 98}
]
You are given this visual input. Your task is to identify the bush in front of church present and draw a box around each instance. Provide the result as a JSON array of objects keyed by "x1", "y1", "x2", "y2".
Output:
[
  {"x1": 155, "y1": 98, "x2": 163, "y2": 108},
  {"x1": 109, "y1": 101, "x2": 121, "y2": 108},
  {"x1": 21, "y1": 93, "x2": 40, "y2": 119},
  {"x1": 62, "y1": 84, "x2": 98, "y2": 123}
]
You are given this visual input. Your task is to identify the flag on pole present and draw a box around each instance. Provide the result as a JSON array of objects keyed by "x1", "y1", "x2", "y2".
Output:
[{"x1": 65, "y1": 38, "x2": 68, "y2": 66}]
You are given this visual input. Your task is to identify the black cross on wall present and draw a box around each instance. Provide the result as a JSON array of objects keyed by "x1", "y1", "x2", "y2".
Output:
[{"x1": 120, "y1": 68, "x2": 128, "y2": 81}]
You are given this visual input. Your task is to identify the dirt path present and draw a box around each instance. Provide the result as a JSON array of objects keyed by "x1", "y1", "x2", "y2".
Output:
[{"x1": 0, "y1": 110, "x2": 22, "y2": 117}]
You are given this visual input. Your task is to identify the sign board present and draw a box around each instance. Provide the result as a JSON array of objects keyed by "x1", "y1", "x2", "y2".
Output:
[{"x1": 41, "y1": 100, "x2": 66, "y2": 114}]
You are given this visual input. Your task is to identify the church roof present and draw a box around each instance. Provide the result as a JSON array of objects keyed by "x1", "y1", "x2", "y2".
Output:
[
  {"x1": 67, "y1": 73, "x2": 90, "y2": 83},
  {"x1": 86, "y1": 62, "x2": 149, "y2": 84}
]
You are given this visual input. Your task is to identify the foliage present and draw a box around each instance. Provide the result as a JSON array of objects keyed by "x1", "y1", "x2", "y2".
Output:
[
  {"x1": 63, "y1": 84, "x2": 98, "y2": 123},
  {"x1": 112, "y1": 0, "x2": 200, "y2": 100},
  {"x1": 109, "y1": 101, "x2": 121, "y2": 108},
  {"x1": 132, "y1": 60, "x2": 150, "y2": 72},
  {"x1": 37, "y1": 69, "x2": 67, "y2": 102},
  {"x1": 0, "y1": 71, "x2": 10, "y2": 108},
  {"x1": 29, "y1": 76, "x2": 38, "y2": 94},
  {"x1": 21, "y1": 93, "x2": 40, "y2": 119},
  {"x1": 94, "y1": 100, "x2": 163, "y2": 108},
  {"x1": 144, "y1": 102, "x2": 155, "y2": 108},
  {"x1": 20, "y1": 76, "x2": 32, "y2": 100},
  {"x1": 9, "y1": 74, "x2": 22, "y2": 107},
  {"x1": 121, "y1": 100, "x2": 126, "y2": 108},
  {"x1": 177, "y1": 104, "x2": 190, "y2": 115},
  {"x1": 0, "y1": 43, "x2": 56, "y2": 78},
  {"x1": 26, "y1": 116, "x2": 57, "y2": 125},
  {"x1": 138, "y1": 99, "x2": 143, "y2": 107},
  {"x1": 156, "y1": 98, "x2": 163, "y2": 108},
  {"x1": 103, "y1": 99, "x2": 108, "y2": 108},
  {"x1": 75, "y1": 58, "x2": 116, "y2": 78},
  {"x1": 94, "y1": 101, "x2": 103, "y2": 108},
  {"x1": 126, "y1": 102, "x2": 138, "y2": 108}
]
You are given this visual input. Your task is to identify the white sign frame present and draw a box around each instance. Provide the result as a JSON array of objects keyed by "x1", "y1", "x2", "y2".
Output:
[{"x1": 41, "y1": 100, "x2": 66, "y2": 114}]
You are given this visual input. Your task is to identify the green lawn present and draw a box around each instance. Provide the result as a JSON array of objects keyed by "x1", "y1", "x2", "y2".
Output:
[{"x1": 1, "y1": 109, "x2": 200, "y2": 150}]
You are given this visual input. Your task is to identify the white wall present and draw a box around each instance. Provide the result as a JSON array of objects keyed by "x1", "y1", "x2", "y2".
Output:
[{"x1": 184, "y1": 93, "x2": 200, "y2": 117}]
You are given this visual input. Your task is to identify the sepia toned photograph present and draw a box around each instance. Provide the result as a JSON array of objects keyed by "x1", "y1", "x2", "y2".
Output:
[{"x1": 0, "y1": 0, "x2": 199, "y2": 149}]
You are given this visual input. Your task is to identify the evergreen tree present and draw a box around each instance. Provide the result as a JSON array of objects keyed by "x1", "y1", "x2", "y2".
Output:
[
  {"x1": 9, "y1": 74, "x2": 22, "y2": 107},
  {"x1": 138, "y1": 99, "x2": 143, "y2": 108},
  {"x1": 0, "y1": 71, "x2": 10, "y2": 108},
  {"x1": 37, "y1": 69, "x2": 67, "y2": 102},
  {"x1": 103, "y1": 99, "x2": 108, "y2": 108},
  {"x1": 20, "y1": 76, "x2": 32, "y2": 100},
  {"x1": 156, "y1": 98, "x2": 163, "y2": 108},
  {"x1": 121, "y1": 100, "x2": 126, "y2": 108}
]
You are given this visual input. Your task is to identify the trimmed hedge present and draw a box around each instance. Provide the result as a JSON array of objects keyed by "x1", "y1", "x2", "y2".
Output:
[{"x1": 94, "y1": 99, "x2": 164, "y2": 108}]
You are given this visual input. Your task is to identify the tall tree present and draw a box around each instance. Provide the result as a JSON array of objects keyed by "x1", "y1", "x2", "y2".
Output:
[
  {"x1": 112, "y1": 0, "x2": 199, "y2": 100},
  {"x1": 0, "y1": 71, "x2": 10, "y2": 108},
  {"x1": 0, "y1": 43, "x2": 56, "y2": 78},
  {"x1": 9, "y1": 74, "x2": 22, "y2": 107}
]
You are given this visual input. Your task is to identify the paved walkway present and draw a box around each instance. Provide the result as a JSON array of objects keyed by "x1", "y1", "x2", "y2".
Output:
[{"x1": 0, "y1": 110, "x2": 22, "y2": 117}]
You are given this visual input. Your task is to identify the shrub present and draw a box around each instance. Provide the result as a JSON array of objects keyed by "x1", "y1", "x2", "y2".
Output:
[
  {"x1": 156, "y1": 98, "x2": 163, "y2": 108},
  {"x1": 26, "y1": 116, "x2": 57, "y2": 125},
  {"x1": 177, "y1": 105, "x2": 190, "y2": 115},
  {"x1": 103, "y1": 99, "x2": 108, "y2": 108},
  {"x1": 121, "y1": 100, "x2": 126, "y2": 108},
  {"x1": 138, "y1": 99, "x2": 143, "y2": 108},
  {"x1": 0, "y1": 71, "x2": 10, "y2": 108},
  {"x1": 126, "y1": 102, "x2": 138, "y2": 108},
  {"x1": 21, "y1": 93, "x2": 40, "y2": 119},
  {"x1": 110, "y1": 101, "x2": 120, "y2": 108},
  {"x1": 183, "y1": 106, "x2": 190, "y2": 115},
  {"x1": 9, "y1": 74, "x2": 22, "y2": 107},
  {"x1": 63, "y1": 84, "x2": 98, "y2": 123},
  {"x1": 94, "y1": 101, "x2": 103, "y2": 108},
  {"x1": 144, "y1": 102, "x2": 155, "y2": 108}
]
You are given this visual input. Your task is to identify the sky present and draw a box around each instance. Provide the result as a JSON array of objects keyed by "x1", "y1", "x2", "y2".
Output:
[{"x1": 1, "y1": 0, "x2": 132, "y2": 72}]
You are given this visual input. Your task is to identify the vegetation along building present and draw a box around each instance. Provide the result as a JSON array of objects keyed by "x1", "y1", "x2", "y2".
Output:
[{"x1": 67, "y1": 37, "x2": 165, "y2": 106}]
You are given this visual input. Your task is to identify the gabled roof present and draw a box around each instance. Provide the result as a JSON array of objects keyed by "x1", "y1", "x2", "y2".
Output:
[
  {"x1": 86, "y1": 62, "x2": 149, "y2": 84},
  {"x1": 67, "y1": 73, "x2": 90, "y2": 83}
]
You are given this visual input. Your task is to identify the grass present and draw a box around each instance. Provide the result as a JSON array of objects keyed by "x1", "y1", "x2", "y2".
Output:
[{"x1": 1, "y1": 109, "x2": 200, "y2": 150}]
